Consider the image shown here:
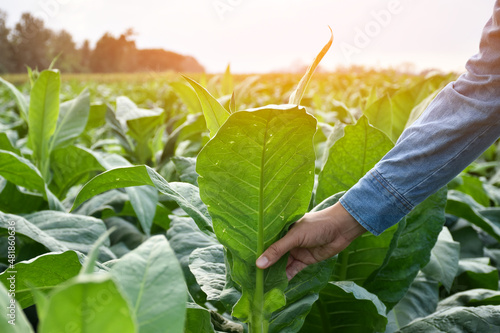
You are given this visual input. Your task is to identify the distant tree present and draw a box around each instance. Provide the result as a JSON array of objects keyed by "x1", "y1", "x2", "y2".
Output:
[
  {"x1": 10, "y1": 13, "x2": 52, "y2": 72},
  {"x1": 90, "y1": 30, "x2": 137, "y2": 72},
  {"x1": 0, "y1": 10, "x2": 15, "y2": 73},
  {"x1": 79, "y1": 39, "x2": 91, "y2": 72},
  {"x1": 48, "y1": 29, "x2": 80, "y2": 72},
  {"x1": 136, "y1": 49, "x2": 205, "y2": 72},
  {"x1": 0, "y1": 12, "x2": 205, "y2": 74}
]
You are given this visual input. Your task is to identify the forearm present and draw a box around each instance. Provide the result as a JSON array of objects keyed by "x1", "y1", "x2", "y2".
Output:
[{"x1": 340, "y1": 0, "x2": 500, "y2": 235}]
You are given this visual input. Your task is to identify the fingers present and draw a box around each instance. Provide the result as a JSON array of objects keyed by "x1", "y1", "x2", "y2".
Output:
[
  {"x1": 286, "y1": 259, "x2": 308, "y2": 280},
  {"x1": 256, "y1": 231, "x2": 299, "y2": 269}
]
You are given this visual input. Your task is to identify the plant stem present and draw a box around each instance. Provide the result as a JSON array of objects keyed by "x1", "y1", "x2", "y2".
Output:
[{"x1": 251, "y1": 267, "x2": 266, "y2": 333}]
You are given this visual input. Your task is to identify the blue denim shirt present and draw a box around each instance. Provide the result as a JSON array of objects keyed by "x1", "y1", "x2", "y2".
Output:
[{"x1": 340, "y1": 0, "x2": 500, "y2": 235}]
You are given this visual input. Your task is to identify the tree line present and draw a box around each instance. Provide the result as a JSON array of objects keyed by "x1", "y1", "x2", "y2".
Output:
[{"x1": 0, "y1": 10, "x2": 205, "y2": 74}]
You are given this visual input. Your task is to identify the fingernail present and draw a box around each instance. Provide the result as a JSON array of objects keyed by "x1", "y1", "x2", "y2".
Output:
[{"x1": 256, "y1": 256, "x2": 269, "y2": 268}]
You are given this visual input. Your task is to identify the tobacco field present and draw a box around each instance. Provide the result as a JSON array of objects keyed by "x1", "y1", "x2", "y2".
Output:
[{"x1": 1, "y1": 51, "x2": 500, "y2": 332}]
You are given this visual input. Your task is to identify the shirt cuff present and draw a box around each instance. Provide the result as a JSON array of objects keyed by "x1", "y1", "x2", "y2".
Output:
[{"x1": 339, "y1": 169, "x2": 414, "y2": 235}]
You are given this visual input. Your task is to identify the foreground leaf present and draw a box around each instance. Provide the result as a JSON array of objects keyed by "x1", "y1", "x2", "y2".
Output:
[
  {"x1": 111, "y1": 235, "x2": 187, "y2": 333},
  {"x1": 38, "y1": 274, "x2": 137, "y2": 333},
  {"x1": 0, "y1": 251, "x2": 81, "y2": 309},
  {"x1": 197, "y1": 105, "x2": 316, "y2": 329}
]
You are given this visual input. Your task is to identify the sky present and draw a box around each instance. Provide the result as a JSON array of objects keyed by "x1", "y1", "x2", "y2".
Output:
[{"x1": 0, "y1": 0, "x2": 497, "y2": 73}]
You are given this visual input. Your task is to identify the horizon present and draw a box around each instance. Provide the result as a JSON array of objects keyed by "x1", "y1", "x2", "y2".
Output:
[{"x1": 1, "y1": 0, "x2": 497, "y2": 74}]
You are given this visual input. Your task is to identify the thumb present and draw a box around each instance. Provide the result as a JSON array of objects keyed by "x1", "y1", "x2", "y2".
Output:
[{"x1": 256, "y1": 232, "x2": 299, "y2": 269}]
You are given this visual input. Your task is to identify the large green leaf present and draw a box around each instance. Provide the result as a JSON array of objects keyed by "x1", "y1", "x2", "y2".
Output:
[
  {"x1": 28, "y1": 70, "x2": 61, "y2": 181},
  {"x1": 316, "y1": 116, "x2": 393, "y2": 204},
  {"x1": 0, "y1": 251, "x2": 81, "y2": 309},
  {"x1": 196, "y1": 105, "x2": 316, "y2": 329},
  {"x1": 398, "y1": 306, "x2": 500, "y2": 332},
  {"x1": 111, "y1": 235, "x2": 187, "y2": 333},
  {"x1": 183, "y1": 76, "x2": 230, "y2": 137},
  {"x1": 300, "y1": 281, "x2": 387, "y2": 333},
  {"x1": 50, "y1": 88, "x2": 90, "y2": 151},
  {"x1": 0, "y1": 283, "x2": 33, "y2": 333},
  {"x1": 364, "y1": 188, "x2": 447, "y2": 310},
  {"x1": 71, "y1": 165, "x2": 213, "y2": 236},
  {"x1": 38, "y1": 274, "x2": 137, "y2": 333}
]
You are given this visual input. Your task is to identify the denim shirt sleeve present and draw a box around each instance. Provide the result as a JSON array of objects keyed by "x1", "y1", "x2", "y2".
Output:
[{"x1": 339, "y1": 0, "x2": 500, "y2": 236}]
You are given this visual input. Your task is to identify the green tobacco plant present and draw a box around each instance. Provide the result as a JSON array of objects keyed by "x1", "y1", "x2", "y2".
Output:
[{"x1": 196, "y1": 105, "x2": 317, "y2": 332}]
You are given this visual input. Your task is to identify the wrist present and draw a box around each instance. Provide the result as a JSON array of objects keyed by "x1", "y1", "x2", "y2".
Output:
[{"x1": 327, "y1": 202, "x2": 367, "y2": 241}]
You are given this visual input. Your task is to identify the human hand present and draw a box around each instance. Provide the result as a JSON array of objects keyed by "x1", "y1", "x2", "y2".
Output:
[{"x1": 255, "y1": 202, "x2": 367, "y2": 280}]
